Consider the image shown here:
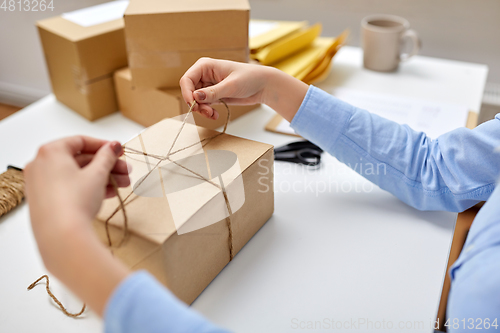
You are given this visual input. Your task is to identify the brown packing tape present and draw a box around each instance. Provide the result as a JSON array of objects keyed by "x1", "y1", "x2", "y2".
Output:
[
  {"x1": 83, "y1": 77, "x2": 119, "y2": 121},
  {"x1": 57, "y1": 69, "x2": 118, "y2": 121},
  {"x1": 72, "y1": 70, "x2": 115, "y2": 95},
  {"x1": 128, "y1": 48, "x2": 250, "y2": 69},
  {"x1": 127, "y1": 48, "x2": 249, "y2": 89}
]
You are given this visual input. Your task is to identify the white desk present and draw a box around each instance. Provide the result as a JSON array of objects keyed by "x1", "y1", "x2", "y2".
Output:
[{"x1": 0, "y1": 46, "x2": 488, "y2": 333}]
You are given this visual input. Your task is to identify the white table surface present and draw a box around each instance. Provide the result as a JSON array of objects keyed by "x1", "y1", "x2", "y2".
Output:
[{"x1": 0, "y1": 46, "x2": 488, "y2": 333}]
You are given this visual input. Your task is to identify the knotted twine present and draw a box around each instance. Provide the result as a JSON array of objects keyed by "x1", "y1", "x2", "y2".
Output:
[
  {"x1": 29, "y1": 100, "x2": 236, "y2": 317},
  {"x1": 104, "y1": 100, "x2": 235, "y2": 260}
]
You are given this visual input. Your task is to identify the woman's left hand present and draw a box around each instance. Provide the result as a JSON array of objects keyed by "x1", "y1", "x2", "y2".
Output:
[{"x1": 25, "y1": 136, "x2": 131, "y2": 315}]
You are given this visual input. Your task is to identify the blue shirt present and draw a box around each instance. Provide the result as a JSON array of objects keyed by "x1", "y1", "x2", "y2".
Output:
[{"x1": 105, "y1": 86, "x2": 500, "y2": 332}]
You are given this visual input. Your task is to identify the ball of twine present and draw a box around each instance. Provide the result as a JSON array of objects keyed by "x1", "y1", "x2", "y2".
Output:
[{"x1": 0, "y1": 167, "x2": 25, "y2": 217}]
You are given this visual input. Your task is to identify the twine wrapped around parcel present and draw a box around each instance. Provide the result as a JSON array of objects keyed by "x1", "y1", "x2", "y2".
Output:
[
  {"x1": 104, "y1": 100, "x2": 235, "y2": 259},
  {"x1": 29, "y1": 100, "x2": 236, "y2": 318}
]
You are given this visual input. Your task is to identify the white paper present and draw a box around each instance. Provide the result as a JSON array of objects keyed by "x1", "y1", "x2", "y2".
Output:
[
  {"x1": 272, "y1": 89, "x2": 469, "y2": 139},
  {"x1": 249, "y1": 21, "x2": 279, "y2": 38},
  {"x1": 62, "y1": 0, "x2": 129, "y2": 27},
  {"x1": 331, "y1": 88, "x2": 470, "y2": 139},
  {"x1": 275, "y1": 118, "x2": 297, "y2": 135}
]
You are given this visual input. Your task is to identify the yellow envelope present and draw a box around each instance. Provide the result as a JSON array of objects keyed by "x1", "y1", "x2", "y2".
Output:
[
  {"x1": 304, "y1": 62, "x2": 332, "y2": 84},
  {"x1": 252, "y1": 23, "x2": 322, "y2": 65},
  {"x1": 302, "y1": 30, "x2": 349, "y2": 83},
  {"x1": 273, "y1": 37, "x2": 336, "y2": 79},
  {"x1": 249, "y1": 20, "x2": 307, "y2": 52}
]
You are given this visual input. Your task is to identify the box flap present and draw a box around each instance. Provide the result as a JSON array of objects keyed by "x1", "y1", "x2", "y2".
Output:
[
  {"x1": 37, "y1": 16, "x2": 123, "y2": 42},
  {"x1": 125, "y1": 0, "x2": 249, "y2": 15},
  {"x1": 61, "y1": 1, "x2": 128, "y2": 27}
]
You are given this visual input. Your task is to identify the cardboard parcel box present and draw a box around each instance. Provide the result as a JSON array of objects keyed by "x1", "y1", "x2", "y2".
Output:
[
  {"x1": 114, "y1": 67, "x2": 259, "y2": 129},
  {"x1": 124, "y1": 0, "x2": 250, "y2": 89},
  {"x1": 94, "y1": 114, "x2": 274, "y2": 304},
  {"x1": 37, "y1": 2, "x2": 129, "y2": 120}
]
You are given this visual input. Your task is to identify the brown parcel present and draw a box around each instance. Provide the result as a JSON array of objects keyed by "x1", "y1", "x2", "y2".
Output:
[
  {"x1": 114, "y1": 68, "x2": 259, "y2": 129},
  {"x1": 124, "y1": 0, "x2": 249, "y2": 89},
  {"x1": 94, "y1": 116, "x2": 274, "y2": 305},
  {"x1": 37, "y1": 16, "x2": 127, "y2": 120}
]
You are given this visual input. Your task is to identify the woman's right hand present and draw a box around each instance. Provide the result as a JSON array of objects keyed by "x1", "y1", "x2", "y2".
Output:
[
  {"x1": 179, "y1": 58, "x2": 276, "y2": 120},
  {"x1": 180, "y1": 58, "x2": 309, "y2": 122}
]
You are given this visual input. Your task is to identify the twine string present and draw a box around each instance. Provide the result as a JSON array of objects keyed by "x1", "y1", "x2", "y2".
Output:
[
  {"x1": 27, "y1": 275, "x2": 86, "y2": 317},
  {"x1": 105, "y1": 100, "x2": 235, "y2": 259}
]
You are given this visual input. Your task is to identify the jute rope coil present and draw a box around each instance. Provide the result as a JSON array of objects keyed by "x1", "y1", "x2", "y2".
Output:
[{"x1": 0, "y1": 167, "x2": 25, "y2": 217}]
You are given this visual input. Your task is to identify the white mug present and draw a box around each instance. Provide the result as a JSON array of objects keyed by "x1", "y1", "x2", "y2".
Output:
[{"x1": 362, "y1": 14, "x2": 421, "y2": 72}]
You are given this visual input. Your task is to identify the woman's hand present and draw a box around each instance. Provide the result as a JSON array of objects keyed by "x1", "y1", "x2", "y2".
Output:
[
  {"x1": 25, "y1": 136, "x2": 129, "y2": 241},
  {"x1": 179, "y1": 58, "x2": 309, "y2": 122},
  {"x1": 180, "y1": 58, "x2": 274, "y2": 120},
  {"x1": 25, "y1": 136, "x2": 131, "y2": 316}
]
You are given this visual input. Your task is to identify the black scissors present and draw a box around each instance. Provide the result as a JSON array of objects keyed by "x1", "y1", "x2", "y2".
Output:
[{"x1": 274, "y1": 140, "x2": 323, "y2": 166}]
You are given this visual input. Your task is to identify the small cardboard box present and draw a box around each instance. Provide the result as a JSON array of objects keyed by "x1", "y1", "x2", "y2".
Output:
[
  {"x1": 37, "y1": 4, "x2": 128, "y2": 120},
  {"x1": 124, "y1": 0, "x2": 250, "y2": 89},
  {"x1": 114, "y1": 67, "x2": 259, "y2": 129},
  {"x1": 94, "y1": 115, "x2": 274, "y2": 304}
]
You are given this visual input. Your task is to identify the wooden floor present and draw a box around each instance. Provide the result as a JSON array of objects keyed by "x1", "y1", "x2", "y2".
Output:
[{"x1": 0, "y1": 103, "x2": 21, "y2": 121}]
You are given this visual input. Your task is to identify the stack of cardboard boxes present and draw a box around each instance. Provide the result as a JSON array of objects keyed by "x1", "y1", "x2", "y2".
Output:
[{"x1": 37, "y1": 0, "x2": 258, "y2": 128}]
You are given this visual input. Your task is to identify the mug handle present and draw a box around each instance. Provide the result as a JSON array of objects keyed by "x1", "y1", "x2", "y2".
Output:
[{"x1": 400, "y1": 29, "x2": 421, "y2": 62}]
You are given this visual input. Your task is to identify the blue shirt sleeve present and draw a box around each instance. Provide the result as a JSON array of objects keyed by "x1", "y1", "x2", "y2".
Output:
[
  {"x1": 104, "y1": 271, "x2": 230, "y2": 333},
  {"x1": 291, "y1": 85, "x2": 500, "y2": 212},
  {"x1": 447, "y1": 185, "x2": 500, "y2": 329},
  {"x1": 104, "y1": 86, "x2": 500, "y2": 332}
]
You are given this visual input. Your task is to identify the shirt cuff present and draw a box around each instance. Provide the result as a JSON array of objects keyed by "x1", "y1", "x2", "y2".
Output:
[
  {"x1": 290, "y1": 85, "x2": 354, "y2": 151},
  {"x1": 104, "y1": 270, "x2": 228, "y2": 333}
]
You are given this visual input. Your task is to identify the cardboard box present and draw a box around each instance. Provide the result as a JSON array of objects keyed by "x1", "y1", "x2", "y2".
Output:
[
  {"x1": 37, "y1": 3, "x2": 128, "y2": 120},
  {"x1": 124, "y1": 0, "x2": 250, "y2": 89},
  {"x1": 114, "y1": 67, "x2": 260, "y2": 129},
  {"x1": 94, "y1": 116, "x2": 274, "y2": 304}
]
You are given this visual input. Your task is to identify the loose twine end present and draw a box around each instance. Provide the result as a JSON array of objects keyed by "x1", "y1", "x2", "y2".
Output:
[{"x1": 28, "y1": 275, "x2": 86, "y2": 318}]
